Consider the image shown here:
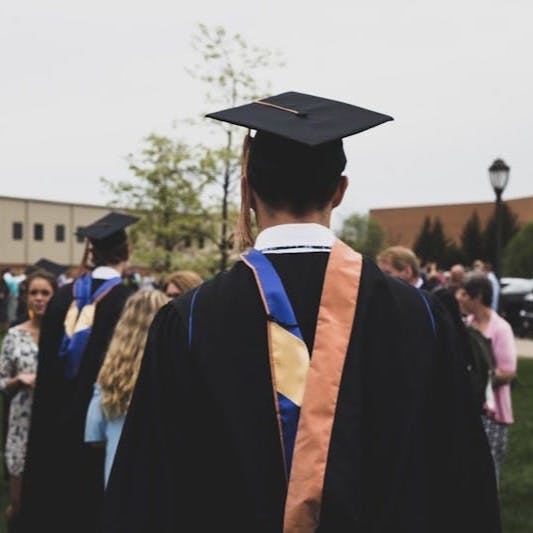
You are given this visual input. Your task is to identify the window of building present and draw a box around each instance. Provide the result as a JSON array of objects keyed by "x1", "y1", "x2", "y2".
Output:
[
  {"x1": 76, "y1": 226, "x2": 84, "y2": 243},
  {"x1": 12, "y1": 222, "x2": 23, "y2": 240},
  {"x1": 34, "y1": 223, "x2": 44, "y2": 241},
  {"x1": 55, "y1": 224, "x2": 65, "y2": 242},
  {"x1": 183, "y1": 236, "x2": 192, "y2": 248},
  {"x1": 197, "y1": 236, "x2": 205, "y2": 249}
]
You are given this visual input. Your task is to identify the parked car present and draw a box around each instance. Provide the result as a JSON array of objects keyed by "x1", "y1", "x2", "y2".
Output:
[
  {"x1": 518, "y1": 292, "x2": 533, "y2": 338},
  {"x1": 499, "y1": 277, "x2": 533, "y2": 334}
]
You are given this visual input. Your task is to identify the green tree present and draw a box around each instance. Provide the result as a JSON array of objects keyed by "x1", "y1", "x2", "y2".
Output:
[
  {"x1": 460, "y1": 211, "x2": 484, "y2": 265},
  {"x1": 189, "y1": 24, "x2": 282, "y2": 271},
  {"x1": 413, "y1": 216, "x2": 433, "y2": 263},
  {"x1": 413, "y1": 216, "x2": 456, "y2": 268},
  {"x1": 442, "y1": 240, "x2": 464, "y2": 269},
  {"x1": 483, "y1": 202, "x2": 520, "y2": 267},
  {"x1": 338, "y1": 213, "x2": 384, "y2": 259},
  {"x1": 502, "y1": 223, "x2": 533, "y2": 277},
  {"x1": 431, "y1": 218, "x2": 447, "y2": 265},
  {"x1": 102, "y1": 134, "x2": 208, "y2": 273},
  {"x1": 428, "y1": 217, "x2": 461, "y2": 269}
]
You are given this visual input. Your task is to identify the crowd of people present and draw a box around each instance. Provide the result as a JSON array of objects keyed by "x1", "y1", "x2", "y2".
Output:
[
  {"x1": 0, "y1": 240, "x2": 204, "y2": 532},
  {"x1": 376, "y1": 245, "x2": 517, "y2": 487},
  {"x1": 0, "y1": 92, "x2": 511, "y2": 532}
]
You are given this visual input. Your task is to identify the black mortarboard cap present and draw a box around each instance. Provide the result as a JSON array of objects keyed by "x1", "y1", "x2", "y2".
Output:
[
  {"x1": 76, "y1": 212, "x2": 139, "y2": 248},
  {"x1": 205, "y1": 91, "x2": 393, "y2": 146},
  {"x1": 34, "y1": 259, "x2": 68, "y2": 278}
]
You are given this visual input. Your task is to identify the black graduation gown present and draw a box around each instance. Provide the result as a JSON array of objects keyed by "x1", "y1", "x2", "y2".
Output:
[
  {"x1": 20, "y1": 279, "x2": 132, "y2": 533},
  {"x1": 103, "y1": 255, "x2": 500, "y2": 533}
]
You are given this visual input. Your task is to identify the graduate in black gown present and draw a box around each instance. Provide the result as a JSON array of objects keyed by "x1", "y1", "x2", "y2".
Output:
[
  {"x1": 104, "y1": 93, "x2": 500, "y2": 533},
  {"x1": 20, "y1": 213, "x2": 138, "y2": 533}
]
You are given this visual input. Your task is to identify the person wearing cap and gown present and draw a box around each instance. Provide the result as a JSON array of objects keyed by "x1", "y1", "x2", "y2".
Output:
[
  {"x1": 33, "y1": 259, "x2": 69, "y2": 279},
  {"x1": 103, "y1": 93, "x2": 499, "y2": 533},
  {"x1": 19, "y1": 213, "x2": 138, "y2": 533}
]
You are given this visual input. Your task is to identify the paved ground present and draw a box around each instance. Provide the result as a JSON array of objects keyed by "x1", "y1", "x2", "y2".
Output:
[{"x1": 516, "y1": 338, "x2": 533, "y2": 358}]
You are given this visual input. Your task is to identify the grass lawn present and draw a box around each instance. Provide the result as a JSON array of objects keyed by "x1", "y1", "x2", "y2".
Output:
[
  {"x1": 500, "y1": 358, "x2": 533, "y2": 532},
  {"x1": 0, "y1": 356, "x2": 531, "y2": 532}
]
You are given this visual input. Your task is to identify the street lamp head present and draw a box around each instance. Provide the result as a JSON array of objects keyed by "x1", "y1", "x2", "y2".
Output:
[{"x1": 488, "y1": 158, "x2": 510, "y2": 194}]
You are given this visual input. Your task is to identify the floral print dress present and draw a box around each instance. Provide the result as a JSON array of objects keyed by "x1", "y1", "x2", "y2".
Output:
[{"x1": 0, "y1": 326, "x2": 38, "y2": 476}]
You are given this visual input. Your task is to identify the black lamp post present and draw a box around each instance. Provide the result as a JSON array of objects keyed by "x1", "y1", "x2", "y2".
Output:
[{"x1": 488, "y1": 158, "x2": 510, "y2": 279}]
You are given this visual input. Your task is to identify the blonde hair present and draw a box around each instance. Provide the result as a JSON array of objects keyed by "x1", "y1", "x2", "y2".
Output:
[
  {"x1": 377, "y1": 246, "x2": 421, "y2": 278},
  {"x1": 163, "y1": 270, "x2": 203, "y2": 295},
  {"x1": 97, "y1": 289, "x2": 170, "y2": 419}
]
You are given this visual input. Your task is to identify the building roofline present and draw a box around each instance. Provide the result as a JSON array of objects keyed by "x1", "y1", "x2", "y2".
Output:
[
  {"x1": 0, "y1": 194, "x2": 112, "y2": 210},
  {"x1": 370, "y1": 195, "x2": 533, "y2": 213}
]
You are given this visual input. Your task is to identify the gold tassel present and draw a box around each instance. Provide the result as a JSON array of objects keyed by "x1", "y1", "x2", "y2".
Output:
[{"x1": 236, "y1": 132, "x2": 255, "y2": 249}]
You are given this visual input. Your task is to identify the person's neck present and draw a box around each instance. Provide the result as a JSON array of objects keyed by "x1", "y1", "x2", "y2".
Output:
[
  {"x1": 256, "y1": 210, "x2": 331, "y2": 232},
  {"x1": 21, "y1": 314, "x2": 42, "y2": 333},
  {"x1": 30, "y1": 315, "x2": 42, "y2": 329},
  {"x1": 473, "y1": 305, "x2": 492, "y2": 325}
]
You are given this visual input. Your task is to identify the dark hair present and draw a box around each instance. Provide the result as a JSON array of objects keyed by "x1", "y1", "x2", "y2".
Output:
[
  {"x1": 91, "y1": 240, "x2": 130, "y2": 267},
  {"x1": 26, "y1": 269, "x2": 58, "y2": 294},
  {"x1": 247, "y1": 133, "x2": 346, "y2": 216},
  {"x1": 463, "y1": 274, "x2": 493, "y2": 307}
]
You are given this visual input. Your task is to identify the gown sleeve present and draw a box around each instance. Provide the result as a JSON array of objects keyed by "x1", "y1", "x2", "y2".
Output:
[
  {"x1": 19, "y1": 285, "x2": 75, "y2": 529},
  {"x1": 102, "y1": 299, "x2": 191, "y2": 533},
  {"x1": 425, "y1": 295, "x2": 501, "y2": 533}
]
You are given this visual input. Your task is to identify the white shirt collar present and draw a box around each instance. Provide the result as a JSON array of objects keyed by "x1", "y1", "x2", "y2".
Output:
[
  {"x1": 254, "y1": 223, "x2": 336, "y2": 254},
  {"x1": 92, "y1": 266, "x2": 122, "y2": 280}
]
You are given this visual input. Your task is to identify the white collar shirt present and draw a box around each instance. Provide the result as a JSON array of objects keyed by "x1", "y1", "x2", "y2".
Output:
[
  {"x1": 92, "y1": 266, "x2": 122, "y2": 280},
  {"x1": 254, "y1": 223, "x2": 336, "y2": 254}
]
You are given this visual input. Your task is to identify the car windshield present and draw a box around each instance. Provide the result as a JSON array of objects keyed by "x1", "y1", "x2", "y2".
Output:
[{"x1": 500, "y1": 278, "x2": 533, "y2": 293}]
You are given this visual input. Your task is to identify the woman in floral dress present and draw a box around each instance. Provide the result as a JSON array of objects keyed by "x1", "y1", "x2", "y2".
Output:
[{"x1": 0, "y1": 269, "x2": 57, "y2": 530}]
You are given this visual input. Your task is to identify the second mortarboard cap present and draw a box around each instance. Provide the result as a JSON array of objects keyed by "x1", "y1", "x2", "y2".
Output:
[
  {"x1": 76, "y1": 212, "x2": 139, "y2": 249},
  {"x1": 33, "y1": 258, "x2": 68, "y2": 278},
  {"x1": 206, "y1": 91, "x2": 393, "y2": 146}
]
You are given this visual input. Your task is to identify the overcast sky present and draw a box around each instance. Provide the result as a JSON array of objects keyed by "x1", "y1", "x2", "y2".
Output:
[{"x1": 1, "y1": 0, "x2": 532, "y2": 228}]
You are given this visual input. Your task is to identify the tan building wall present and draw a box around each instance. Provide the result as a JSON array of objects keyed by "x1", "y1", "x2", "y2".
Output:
[
  {"x1": 0, "y1": 196, "x2": 113, "y2": 268},
  {"x1": 0, "y1": 198, "x2": 26, "y2": 265},
  {"x1": 370, "y1": 195, "x2": 533, "y2": 248}
]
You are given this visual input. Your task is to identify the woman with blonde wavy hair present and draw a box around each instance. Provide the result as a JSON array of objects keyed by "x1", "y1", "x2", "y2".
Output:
[
  {"x1": 84, "y1": 289, "x2": 169, "y2": 486},
  {"x1": 163, "y1": 270, "x2": 203, "y2": 298}
]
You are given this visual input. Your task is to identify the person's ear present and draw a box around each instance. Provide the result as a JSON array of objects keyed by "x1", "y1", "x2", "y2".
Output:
[{"x1": 332, "y1": 175, "x2": 349, "y2": 208}]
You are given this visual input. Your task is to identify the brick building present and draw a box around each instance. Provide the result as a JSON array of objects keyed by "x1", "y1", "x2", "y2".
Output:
[{"x1": 370, "y1": 195, "x2": 533, "y2": 248}]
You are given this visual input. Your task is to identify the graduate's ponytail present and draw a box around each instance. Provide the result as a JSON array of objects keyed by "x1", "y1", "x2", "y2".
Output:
[{"x1": 236, "y1": 131, "x2": 255, "y2": 249}]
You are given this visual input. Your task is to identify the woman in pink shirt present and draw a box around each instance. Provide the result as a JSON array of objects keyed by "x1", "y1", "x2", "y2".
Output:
[{"x1": 457, "y1": 274, "x2": 517, "y2": 483}]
